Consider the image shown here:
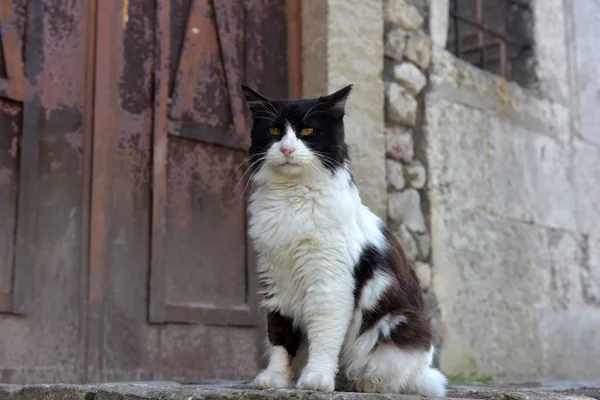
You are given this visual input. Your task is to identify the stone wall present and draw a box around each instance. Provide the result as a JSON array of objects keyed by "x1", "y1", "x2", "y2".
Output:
[
  {"x1": 302, "y1": 0, "x2": 600, "y2": 383},
  {"x1": 382, "y1": 0, "x2": 443, "y2": 358},
  {"x1": 425, "y1": 0, "x2": 600, "y2": 381},
  {"x1": 302, "y1": 0, "x2": 387, "y2": 219}
]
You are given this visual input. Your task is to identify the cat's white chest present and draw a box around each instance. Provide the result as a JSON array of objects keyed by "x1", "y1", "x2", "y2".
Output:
[
  {"x1": 248, "y1": 182, "x2": 359, "y2": 321},
  {"x1": 249, "y1": 182, "x2": 354, "y2": 247}
]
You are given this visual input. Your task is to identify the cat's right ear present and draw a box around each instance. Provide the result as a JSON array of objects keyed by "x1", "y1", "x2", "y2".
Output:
[{"x1": 241, "y1": 85, "x2": 270, "y2": 114}]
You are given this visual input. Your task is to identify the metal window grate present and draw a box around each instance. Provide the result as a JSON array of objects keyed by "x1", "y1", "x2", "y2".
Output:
[{"x1": 447, "y1": 0, "x2": 533, "y2": 83}]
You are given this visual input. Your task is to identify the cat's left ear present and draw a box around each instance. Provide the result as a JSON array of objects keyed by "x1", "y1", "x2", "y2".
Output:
[
  {"x1": 241, "y1": 85, "x2": 271, "y2": 115},
  {"x1": 320, "y1": 84, "x2": 353, "y2": 119}
]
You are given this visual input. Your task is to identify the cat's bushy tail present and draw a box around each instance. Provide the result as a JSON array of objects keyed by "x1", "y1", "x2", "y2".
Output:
[{"x1": 409, "y1": 366, "x2": 448, "y2": 397}]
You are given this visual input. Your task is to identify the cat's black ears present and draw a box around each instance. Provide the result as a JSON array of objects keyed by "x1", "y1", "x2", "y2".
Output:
[
  {"x1": 241, "y1": 85, "x2": 271, "y2": 115},
  {"x1": 320, "y1": 84, "x2": 353, "y2": 119},
  {"x1": 241, "y1": 83, "x2": 353, "y2": 118},
  {"x1": 241, "y1": 85, "x2": 269, "y2": 103}
]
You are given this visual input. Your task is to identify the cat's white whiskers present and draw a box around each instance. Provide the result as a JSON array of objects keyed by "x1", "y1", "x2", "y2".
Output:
[
  {"x1": 230, "y1": 152, "x2": 266, "y2": 178},
  {"x1": 229, "y1": 155, "x2": 266, "y2": 199},
  {"x1": 240, "y1": 164, "x2": 263, "y2": 199}
]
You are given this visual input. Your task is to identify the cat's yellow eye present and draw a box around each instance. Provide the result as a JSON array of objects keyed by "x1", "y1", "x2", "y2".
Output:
[
  {"x1": 301, "y1": 128, "x2": 314, "y2": 136},
  {"x1": 269, "y1": 127, "x2": 280, "y2": 136}
]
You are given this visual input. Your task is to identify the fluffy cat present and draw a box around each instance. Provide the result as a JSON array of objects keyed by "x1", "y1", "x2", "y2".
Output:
[{"x1": 241, "y1": 84, "x2": 447, "y2": 397}]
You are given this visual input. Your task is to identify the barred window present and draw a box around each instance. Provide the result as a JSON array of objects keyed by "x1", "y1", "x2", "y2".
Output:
[{"x1": 447, "y1": 0, "x2": 534, "y2": 86}]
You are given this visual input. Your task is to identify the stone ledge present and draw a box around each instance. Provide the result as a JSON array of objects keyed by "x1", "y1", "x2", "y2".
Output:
[{"x1": 1, "y1": 381, "x2": 599, "y2": 400}]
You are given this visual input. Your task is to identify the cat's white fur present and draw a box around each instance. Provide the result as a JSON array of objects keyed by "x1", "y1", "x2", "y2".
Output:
[{"x1": 249, "y1": 125, "x2": 446, "y2": 396}]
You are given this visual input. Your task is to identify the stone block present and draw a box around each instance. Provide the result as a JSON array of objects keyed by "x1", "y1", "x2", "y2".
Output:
[
  {"x1": 580, "y1": 234, "x2": 600, "y2": 306},
  {"x1": 488, "y1": 122, "x2": 575, "y2": 230},
  {"x1": 424, "y1": 97, "x2": 495, "y2": 211},
  {"x1": 384, "y1": 27, "x2": 406, "y2": 61},
  {"x1": 393, "y1": 224, "x2": 418, "y2": 261},
  {"x1": 429, "y1": 0, "x2": 449, "y2": 48},
  {"x1": 425, "y1": 94, "x2": 575, "y2": 229},
  {"x1": 385, "y1": 126, "x2": 414, "y2": 163},
  {"x1": 525, "y1": 134, "x2": 575, "y2": 230},
  {"x1": 393, "y1": 62, "x2": 427, "y2": 95},
  {"x1": 431, "y1": 208, "x2": 553, "y2": 378},
  {"x1": 416, "y1": 230, "x2": 430, "y2": 260},
  {"x1": 384, "y1": 0, "x2": 424, "y2": 31},
  {"x1": 414, "y1": 261, "x2": 431, "y2": 289},
  {"x1": 533, "y1": 0, "x2": 570, "y2": 103},
  {"x1": 544, "y1": 229, "x2": 588, "y2": 309},
  {"x1": 428, "y1": 47, "x2": 571, "y2": 143},
  {"x1": 388, "y1": 188, "x2": 427, "y2": 233},
  {"x1": 324, "y1": 0, "x2": 386, "y2": 219},
  {"x1": 405, "y1": 32, "x2": 432, "y2": 69},
  {"x1": 423, "y1": 291, "x2": 443, "y2": 353},
  {"x1": 573, "y1": 0, "x2": 600, "y2": 145},
  {"x1": 385, "y1": 82, "x2": 417, "y2": 126},
  {"x1": 405, "y1": 160, "x2": 427, "y2": 189},
  {"x1": 574, "y1": 140, "x2": 600, "y2": 234},
  {"x1": 386, "y1": 159, "x2": 405, "y2": 191},
  {"x1": 536, "y1": 308, "x2": 600, "y2": 379},
  {"x1": 3, "y1": 382, "x2": 599, "y2": 400}
]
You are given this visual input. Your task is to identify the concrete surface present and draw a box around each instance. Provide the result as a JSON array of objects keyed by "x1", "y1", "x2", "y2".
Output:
[{"x1": 1, "y1": 381, "x2": 600, "y2": 400}]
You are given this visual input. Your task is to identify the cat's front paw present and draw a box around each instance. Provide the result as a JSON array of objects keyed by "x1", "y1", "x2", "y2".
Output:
[
  {"x1": 296, "y1": 370, "x2": 335, "y2": 392},
  {"x1": 254, "y1": 370, "x2": 291, "y2": 389}
]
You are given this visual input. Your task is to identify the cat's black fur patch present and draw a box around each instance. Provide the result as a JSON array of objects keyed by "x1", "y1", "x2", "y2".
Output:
[
  {"x1": 352, "y1": 222, "x2": 397, "y2": 308},
  {"x1": 352, "y1": 245, "x2": 378, "y2": 308},
  {"x1": 267, "y1": 310, "x2": 302, "y2": 357},
  {"x1": 241, "y1": 85, "x2": 352, "y2": 174},
  {"x1": 353, "y1": 226, "x2": 432, "y2": 351}
]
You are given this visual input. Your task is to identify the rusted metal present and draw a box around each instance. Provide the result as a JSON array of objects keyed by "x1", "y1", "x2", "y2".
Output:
[
  {"x1": 0, "y1": 37, "x2": 5, "y2": 78},
  {"x1": 0, "y1": 98, "x2": 20, "y2": 313},
  {"x1": 213, "y1": 1, "x2": 248, "y2": 145},
  {"x1": 79, "y1": 0, "x2": 98, "y2": 382},
  {"x1": 164, "y1": 305, "x2": 256, "y2": 326},
  {"x1": 449, "y1": 10, "x2": 525, "y2": 48},
  {"x1": 0, "y1": 2, "x2": 26, "y2": 101},
  {"x1": 499, "y1": 1, "x2": 508, "y2": 77},
  {"x1": 1, "y1": 0, "x2": 297, "y2": 384},
  {"x1": 11, "y1": 0, "x2": 43, "y2": 315},
  {"x1": 0, "y1": 293, "x2": 11, "y2": 312},
  {"x1": 1, "y1": 0, "x2": 98, "y2": 383},
  {"x1": 476, "y1": 0, "x2": 484, "y2": 71},
  {"x1": 451, "y1": 0, "x2": 461, "y2": 56},
  {"x1": 175, "y1": 123, "x2": 247, "y2": 151},
  {"x1": 100, "y1": 0, "x2": 157, "y2": 382},
  {"x1": 167, "y1": 0, "x2": 205, "y2": 122},
  {"x1": 87, "y1": 0, "x2": 119, "y2": 382},
  {"x1": 148, "y1": 0, "x2": 171, "y2": 324},
  {"x1": 0, "y1": 4, "x2": 22, "y2": 314},
  {"x1": 149, "y1": 0, "x2": 277, "y2": 328},
  {"x1": 286, "y1": 0, "x2": 302, "y2": 99}
]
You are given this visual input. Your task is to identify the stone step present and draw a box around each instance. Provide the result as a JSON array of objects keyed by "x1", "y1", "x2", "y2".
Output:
[{"x1": 1, "y1": 381, "x2": 600, "y2": 400}]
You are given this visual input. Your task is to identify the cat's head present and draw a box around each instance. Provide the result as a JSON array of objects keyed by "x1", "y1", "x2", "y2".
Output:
[{"x1": 241, "y1": 84, "x2": 353, "y2": 182}]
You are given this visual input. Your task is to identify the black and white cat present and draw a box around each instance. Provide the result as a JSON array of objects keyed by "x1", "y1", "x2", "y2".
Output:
[{"x1": 241, "y1": 84, "x2": 447, "y2": 397}]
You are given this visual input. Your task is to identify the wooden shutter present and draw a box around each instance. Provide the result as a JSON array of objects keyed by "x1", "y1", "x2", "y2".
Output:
[
  {"x1": 0, "y1": 0, "x2": 42, "y2": 315},
  {"x1": 148, "y1": 0, "x2": 276, "y2": 326}
]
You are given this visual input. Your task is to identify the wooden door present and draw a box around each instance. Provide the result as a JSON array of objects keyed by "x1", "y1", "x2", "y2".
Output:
[
  {"x1": 0, "y1": 0, "x2": 297, "y2": 383},
  {"x1": 0, "y1": 0, "x2": 94, "y2": 383},
  {"x1": 148, "y1": 0, "x2": 262, "y2": 327},
  {"x1": 87, "y1": 0, "x2": 296, "y2": 382}
]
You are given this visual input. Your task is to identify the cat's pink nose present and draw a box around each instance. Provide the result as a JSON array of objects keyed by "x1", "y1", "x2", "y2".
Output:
[{"x1": 281, "y1": 146, "x2": 295, "y2": 157}]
